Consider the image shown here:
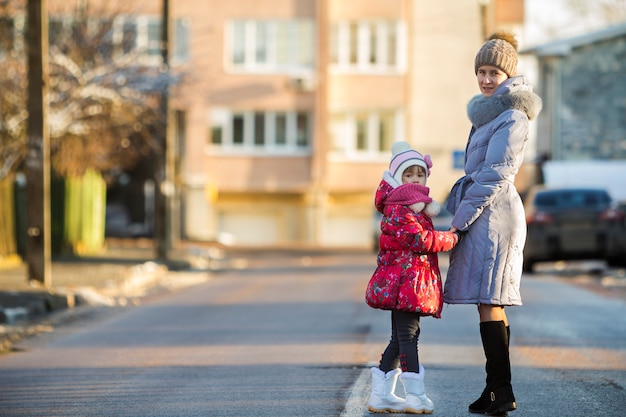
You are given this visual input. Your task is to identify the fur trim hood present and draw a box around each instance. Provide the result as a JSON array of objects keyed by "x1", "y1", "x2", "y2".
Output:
[{"x1": 467, "y1": 75, "x2": 542, "y2": 128}]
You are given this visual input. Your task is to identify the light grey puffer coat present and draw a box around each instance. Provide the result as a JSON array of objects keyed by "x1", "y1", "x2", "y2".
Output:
[{"x1": 444, "y1": 76, "x2": 542, "y2": 306}]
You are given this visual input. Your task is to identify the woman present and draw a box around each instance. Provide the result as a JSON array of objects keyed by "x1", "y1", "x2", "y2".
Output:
[{"x1": 445, "y1": 32, "x2": 542, "y2": 416}]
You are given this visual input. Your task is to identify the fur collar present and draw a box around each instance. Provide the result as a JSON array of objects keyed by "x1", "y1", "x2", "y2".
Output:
[{"x1": 467, "y1": 76, "x2": 542, "y2": 128}]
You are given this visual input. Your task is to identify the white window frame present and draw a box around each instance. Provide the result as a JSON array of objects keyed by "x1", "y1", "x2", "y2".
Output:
[
  {"x1": 208, "y1": 109, "x2": 312, "y2": 156},
  {"x1": 110, "y1": 15, "x2": 189, "y2": 66},
  {"x1": 329, "y1": 109, "x2": 405, "y2": 160},
  {"x1": 110, "y1": 16, "x2": 161, "y2": 65},
  {"x1": 226, "y1": 19, "x2": 316, "y2": 75},
  {"x1": 330, "y1": 20, "x2": 407, "y2": 74}
]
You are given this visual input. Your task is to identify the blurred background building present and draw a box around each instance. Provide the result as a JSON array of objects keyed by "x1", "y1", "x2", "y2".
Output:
[
  {"x1": 138, "y1": 0, "x2": 524, "y2": 249},
  {"x1": 2, "y1": 0, "x2": 625, "y2": 256}
]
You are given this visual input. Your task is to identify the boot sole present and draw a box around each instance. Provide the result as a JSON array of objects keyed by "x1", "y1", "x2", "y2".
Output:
[
  {"x1": 367, "y1": 406, "x2": 404, "y2": 413},
  {"x1": 404, "y1": 407, "x2": 434, "y2": 414},
  {"x1": 485, "y1": 401, "x2": 516, "y2": 415}
]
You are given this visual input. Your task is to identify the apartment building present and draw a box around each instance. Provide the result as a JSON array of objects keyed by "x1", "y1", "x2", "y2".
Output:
[
  {"x1": 180, "y1": 0, "x2": 522, "y2": 248},
  {"x1": 41, "y1": 0, "x2": 524, "y2": 249},
  {"x1": 172, "y1": 0, "x2": 408, "y2": 248}
]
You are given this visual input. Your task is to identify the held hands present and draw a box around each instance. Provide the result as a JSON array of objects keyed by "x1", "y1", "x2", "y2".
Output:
[{"x1": 449, "y1": 226, "x2": 463, "y2": 243}]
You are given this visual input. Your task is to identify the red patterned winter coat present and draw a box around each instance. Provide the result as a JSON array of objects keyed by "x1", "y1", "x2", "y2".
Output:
[{"x1": 366, "y1": 179, "x2": 459, "y2": 318}]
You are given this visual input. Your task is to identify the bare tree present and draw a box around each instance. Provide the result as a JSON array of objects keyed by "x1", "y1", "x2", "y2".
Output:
[
  {"x1": 47, "y1": 7, "x2": 171, "y2": 180},
  {"x1": 0, "y1": 2, "x2": 28, "y2": 181},
  {"x1": 0, "y1": 1, "x2": 184, "y2": 256},
  {"x1": 1, "y1": 1, "x2": 180, "y2": 182},
  {"x1": 0, "y1": 54, "x2": 27, "y2": 180}
]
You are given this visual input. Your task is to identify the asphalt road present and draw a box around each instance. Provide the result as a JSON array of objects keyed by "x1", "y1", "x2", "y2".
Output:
[{"x1": 0, "y1": 252, "x2": 624, "y2": 417}]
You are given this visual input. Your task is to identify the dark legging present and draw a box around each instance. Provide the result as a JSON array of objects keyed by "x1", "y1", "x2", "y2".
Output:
[{"x1": 379, "y1": 310, "x2": 421, "y2": 373}]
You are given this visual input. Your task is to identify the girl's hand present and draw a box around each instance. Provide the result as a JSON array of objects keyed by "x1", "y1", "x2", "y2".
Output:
[{"x1": 449, "y1": 227, "x2": 462, "y2": 243}]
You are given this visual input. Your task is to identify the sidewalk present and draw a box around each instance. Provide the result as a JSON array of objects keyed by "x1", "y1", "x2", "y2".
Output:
[{"x1": 0, "y1": 239, "x2": 226, "y2": 351}]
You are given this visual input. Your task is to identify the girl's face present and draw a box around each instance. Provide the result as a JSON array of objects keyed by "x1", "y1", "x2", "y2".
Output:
[
  {"x1": 401, "y1": 166, "x2": 427, "y2": 185},
  {"x1": 476, "y1": 65, "x2": 508, "y2": 97}
]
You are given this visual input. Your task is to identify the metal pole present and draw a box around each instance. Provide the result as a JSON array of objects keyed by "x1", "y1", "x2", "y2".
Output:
[
  {"x1": 25, "y1": 0, "x2": 51, "y2": 287},
  {"x1": 155, "y1": 0, "x2": 171, "y2": 260}
]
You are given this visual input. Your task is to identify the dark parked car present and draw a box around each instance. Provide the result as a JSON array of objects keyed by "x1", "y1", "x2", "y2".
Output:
[{"x1": 523, "y1": 186, "x2": 626, "y2": 272}]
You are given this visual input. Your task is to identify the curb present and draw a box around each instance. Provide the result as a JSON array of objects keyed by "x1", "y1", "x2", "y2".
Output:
[{"x1": 0, "y1": 291, "x2": 74, "y2": 325}]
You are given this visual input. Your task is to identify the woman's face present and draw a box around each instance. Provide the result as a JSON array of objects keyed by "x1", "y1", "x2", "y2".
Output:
[{"x1": 476, "y1": 65, "x2": 509, "y2": 97}]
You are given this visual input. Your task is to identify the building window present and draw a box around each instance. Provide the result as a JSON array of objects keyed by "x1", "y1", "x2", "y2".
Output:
[
  {"x1": 121, "y1": 20, "x2": 137, "y2": 55},
  {"x1": 232, "y1": 113, "x2": 245, "y2": 145},
  {"x1": 227, "y1": 19, "x2": 315, "y2": 73},
  {"x1": 44, "y1": 15, "x2": 189, "y2": 65},
  {"x1": 329, "y1": 110, "x2": 403, "y2": 158},
  {"x1": 254, "y1": 112, "x2": 265, "y2": 145},
  {"x1": 356, "y1": 112, "x2": 368, "y2": 151},
  {"x1": 296, "y1": 112, "x2": 309, "y2": 147},
  {"x1": 0, "y1": 17, "x2": 15, "y2": 55},
  {"x1": 378, "y1": 111, "x2": 396, "y2": 153},
  {"x1": 209, "y1": 109, "x2": 312, "y2": 153},
  {"x1": 349, "y1": 22, "x2": 359, "y2": 65},
  {"x1": 210, "y1": 109, "x2": 229, "y2": 145},
  {"x1": 116, "y1": 16, "x2": 161, "y2": 61},
  {"x1": 0, "y1": 15, "x2": 25, "y2": 57},
  {"x1": 330, "y1": 20, "x2": 406, "y2": 73},
  {"x1": 255, "y1": 22, "x2": 269, "y2": 64},
  {"x1": 276, "y1": 113, "x2": 287, "y2": 145},
  {"x1": 174, "y1": 18, "x2": 190, "y2": 63},
  {"x1": 211, "y1": 126, "x2": 222, "y2": 145},
  {"x1": 146, "y1": 19, "x2": 161, "y2": 57},
  {"x1": 231, "y1": 20, "x2": 246, "y2": 65}
]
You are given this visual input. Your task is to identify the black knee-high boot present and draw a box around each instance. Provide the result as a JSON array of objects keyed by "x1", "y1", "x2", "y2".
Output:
[
  {"x1": 482, "y1": 321, "x2": 516, "y2": 415},
  {"x1": 469, "y1": 323, "x2": 513, "y2": 414}
]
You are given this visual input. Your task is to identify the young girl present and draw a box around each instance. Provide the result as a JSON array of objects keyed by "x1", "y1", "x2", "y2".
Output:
[
  {"x1": 366, "y1": 141, "x2": 460, "y2": 414},
  {"x1": 445, "y1": 32, "x2": 542, "y2": 415}
]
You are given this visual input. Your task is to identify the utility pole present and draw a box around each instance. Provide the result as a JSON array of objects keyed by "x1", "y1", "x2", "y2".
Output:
[
  {"x1": 25, "y1": 0, "x2": 51, "y2": 286},
  {"x1": 154, "y1": 0, "x2": 171, "y2": 260}
]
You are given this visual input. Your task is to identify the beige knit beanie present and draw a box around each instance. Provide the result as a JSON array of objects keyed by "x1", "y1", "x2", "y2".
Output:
[{"x1": 474, "y1": 31, "x2": 518, "y2": 77}]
